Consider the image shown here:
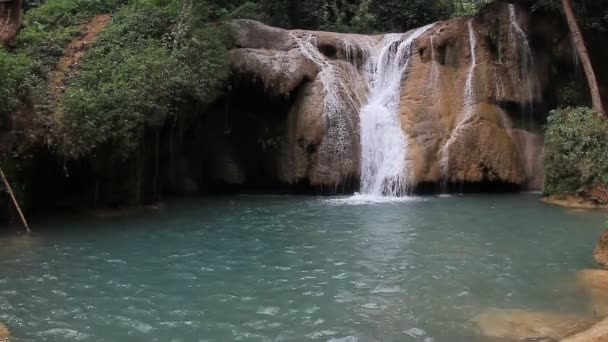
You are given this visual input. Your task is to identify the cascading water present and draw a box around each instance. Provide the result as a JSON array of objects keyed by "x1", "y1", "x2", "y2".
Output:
[
  {"x1": 428, "y1": 35, "x2": 441, "y2": 92},
  {"x1": 508, "y1": 4, "x2": 535, "y2": 122},
  {"x1": 440, "y1": 19, "x2": 477, "y2": 190},
  {"x1": 358, "y1": 24, "x2": 435, "y2": 197},
  {"x1": 464, "y1": 19, "x2": 478, "y2": 109},
  {"x1": 508, "y1": 4, "x2": 542, "y2": 188},
  {"x1": 292, "y1": 33, "x2": 360, "y2": 175}
]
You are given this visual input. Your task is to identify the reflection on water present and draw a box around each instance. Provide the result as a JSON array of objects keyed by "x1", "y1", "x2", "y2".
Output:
[{"x1": 0, "y1": 194, "x2": 604, "y2": 341}]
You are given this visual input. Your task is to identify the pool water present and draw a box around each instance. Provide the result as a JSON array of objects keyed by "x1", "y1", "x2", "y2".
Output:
[{"x1": 0, "y1": 194, "x2": 604, "y2": 341}]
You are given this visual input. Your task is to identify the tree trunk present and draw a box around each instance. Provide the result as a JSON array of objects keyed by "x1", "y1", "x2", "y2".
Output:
[
  {"x1": 562, "y1": 0, "x2": 605, "y2": 117},
  {"x1": 0, "y1": 167, "x2": 30, "y2": 233},
  {"x1": 0, "y1": 0, "x2": 21, "y2": 46}
]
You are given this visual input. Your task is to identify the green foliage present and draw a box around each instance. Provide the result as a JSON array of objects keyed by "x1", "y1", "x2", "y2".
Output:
[
  {"x1": 0, "y1": 49, "x2": 32, "y2": 127},
  {"x1": 15, "y1": 0, "x2": 125, "y2": 77},
  {"x1": 544, "y1": 107, "x2": 608, "y2": 195},
  {"x1": 556, "y1": 80, "x2": 587, "y2": 107},
  {"x1": 57, "y1": 0, "x2": 230, "y2": 159},
  {"x1": 450, "y1": 0, "x2": 493, "y2": 17},
  {"x1": 214, "y1": 0, "x2": 496, "y2": 33},
  {"x1": 60, "y1": 45, "x2": 179, "y2": 158},
  {"x1": 229, "y1": 2, "x2": 267, "y2": 22}
]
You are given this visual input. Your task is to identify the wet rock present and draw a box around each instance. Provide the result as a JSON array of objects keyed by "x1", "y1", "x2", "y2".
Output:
[
  {"x1": 562, "y1": 317, "x2": 608, "y2": 342},
  {"x1": 577, "y1": 269, "x2": 608, "y2": 317},
  {"x1": 0, "y1": 322, "x2": 9, "y2": 341},
  {"x1": 594, "y1": 230, "x2": 608, "y2": 268},
  {"x1": 227, "y1": 1, "x2": 550, "y2": 191},
  {"x1": 471, "y1": 309, "x2": 594, "y2": 341},
  {"x1": 230, "y1": 48, "x2": 320, "y2": 97}
]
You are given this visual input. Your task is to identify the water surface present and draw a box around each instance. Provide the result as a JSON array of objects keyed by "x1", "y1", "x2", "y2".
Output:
[{"x1": 0, "y1": 194, "x2": 604, "y2": 341}]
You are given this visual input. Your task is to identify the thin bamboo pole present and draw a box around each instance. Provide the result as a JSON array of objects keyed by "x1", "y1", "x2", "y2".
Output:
[{"x1": 0, "y1": 167, "x2": 30, "y2": 233}]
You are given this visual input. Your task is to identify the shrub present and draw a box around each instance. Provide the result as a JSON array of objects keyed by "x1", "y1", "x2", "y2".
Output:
[
  {"x1": 544, "y1": 107, "x2": 608, "y2": 195},
  {"x1": 0, "y1": 49, "x2": 32, "y2": 127},
  {"x1": 16, "y1": 0, "x2": 124, "y2": 76},
  {"x1": 57, "y1": 0, "x2": 230, "y2": 158}
]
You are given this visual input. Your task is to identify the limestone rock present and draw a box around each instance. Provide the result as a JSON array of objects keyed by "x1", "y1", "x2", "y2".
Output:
[
  {"x1": 279, "y1": 60, "x2": 367, "y2": 187},
  {"x1": 0, "y1": 322, "x2": 9, "y2": 341},
  {"x1": 594, "y1": 230, "x2": 608, "y2": 268},
  {"x1": 399, "y1": 5, "x2": 547, "y2": 188},
  {"x1": 227, "y1": 1, "x2": 549, "y2": 191},
  {"x1": 562, "y1": 318, "x2": 608, "y2": 342},
  {"x1": 577, "y1": 269, "x2": 608, "y2": 317},
  {"x1": 471, "y1": 309, "x2": 595, "y2": 341},
  {"x1": 230, "y1": 19, "x2": 296, "y2": 51},
  {"x1": 230, "y1": 48, "x2": 319, "y2": 97}
]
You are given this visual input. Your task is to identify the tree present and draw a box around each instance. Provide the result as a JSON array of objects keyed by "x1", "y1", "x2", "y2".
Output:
[
  {"x1": 0, "y1": 0, "x2": 22, "y2": 46},
  {"x1": 561, "y1": 0, "x2": 605, "y2": 117}
]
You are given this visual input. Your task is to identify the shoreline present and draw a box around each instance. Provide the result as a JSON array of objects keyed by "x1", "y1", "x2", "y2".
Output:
[{"x1": 542, "y1": 195, "x2": 608, "y2": 209}]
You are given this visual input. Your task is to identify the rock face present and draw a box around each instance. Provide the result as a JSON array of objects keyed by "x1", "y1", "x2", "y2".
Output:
[
  {"x1": 471, "y1": 309, "x2": 595, "y2": 341},
  {"x1": 229, "y1": 19, "x2": 375, "y2": 188},
  {"x1": 0, "y1": 322, "x2": 9, "y2": 341},
  {"x1": 562, "y1": 318, "x2": 608, "y2": 342},
  {"x1": 0, "y1": 0, "x2": 20, "y2": 46},
  {"x1": 577, "y1": 269, "x2": 608, "y2": 317},
  {"x1": 225, "y1": 0, "x2": 549, "y2": 192},
  {"x1": 594, "y1": 230, "x2": 608, "y2": 268}
]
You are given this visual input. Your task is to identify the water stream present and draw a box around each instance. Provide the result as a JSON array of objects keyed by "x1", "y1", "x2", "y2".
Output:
[
  {"x1": 358, "y1": 25, "x2": 435, "y2": 197},
  {"x1": 464, "y1": 19, "x2": 478, "y2": 109},
  {"x1": 293, "y1": 34, "x2": 359, "y2": 169},
  {"x1": 440, "y1": 19, "x2": 478, "y2": 189},
  {"x1": 508, "y1": 4, "x2": 535, "y2": 125},
  {"x1": 0, "y1": 195, "x2": 603, "y2": 341},
  {"x1": 507, "y1": 4, "x2": 543, "y2": 188}
]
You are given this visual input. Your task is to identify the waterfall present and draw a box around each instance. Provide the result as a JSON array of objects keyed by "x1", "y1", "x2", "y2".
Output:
[
  {"x1": 440, "y1": 19, "x2": 477, "y2": 190},
  {"x1": 508, "y1": 4, "x2": 535, "y2": 120},
  {"x1": 508, "y1": 4, "x2": 541, "y2": 188},
  {"x1": 428, "y1": 35, "x2": 440, "y2": 90},
  {"x1": 464, "y1": 19, "x2": 478, "y2": 108},
  {"x1": 358, "y1": 24, "x2": 435, "y2": 197},
  {"x1": 292, "y1": 33, "x2": 359, "y2": 175}
]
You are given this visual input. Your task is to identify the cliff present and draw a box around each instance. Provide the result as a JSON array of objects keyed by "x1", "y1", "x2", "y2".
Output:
[{"x1": 222, "y1": 1, "x2": 554, "y2": 193}]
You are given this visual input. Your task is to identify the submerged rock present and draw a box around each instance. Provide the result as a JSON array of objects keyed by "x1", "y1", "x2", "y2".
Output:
[
  {"x1": 0, "y1": 322, "x2": 9, "y2": 341},
  {"x1": 562, "y1": 317, "x2": 608, "y2": 342},
  {"x1": 471, "y1": 309, "x2": 594, "y2": 341},
  {"x1": 577, "y1": 269, "x2": 608, "y2": 317},
  {"x1": 594, "y1": 230, "x2": 608, "y2": 268}
]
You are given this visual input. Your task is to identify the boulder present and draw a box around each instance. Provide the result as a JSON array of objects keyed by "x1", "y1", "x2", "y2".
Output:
[
  {"x1": 562, "y1": 317, "x2": 608, "y2": 342},
  {"x1": 0, "y1": 322, "x2": 9, "y2": 341},
  {"x1": 471, "y1": 309, "x2": 595, "y2": 341},
  {"x1": 594, "y1": 230, "x2": 608, "y2": 268},
  {"x1": 576, "y1": 269, "x2": 608, "y2": 317}
]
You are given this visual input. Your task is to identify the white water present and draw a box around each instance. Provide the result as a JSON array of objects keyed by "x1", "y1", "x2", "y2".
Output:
[
  {"x1": 464, "y1": 19, "x2": 478, "y2": 109},
  {"x1": 358, "y1": 24, "x2": 435, "y2": 197},
  {"x1": 428, "y1": 35, "x2": 440, "y2": 90},
  {"x1": 292, "y1": 33, "x2": 359, "y2": 172}
]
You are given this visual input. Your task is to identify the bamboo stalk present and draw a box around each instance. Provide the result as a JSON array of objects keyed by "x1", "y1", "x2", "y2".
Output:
[{"x1": 0, "y1": 167, "x2": 30, "y2": 233}]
